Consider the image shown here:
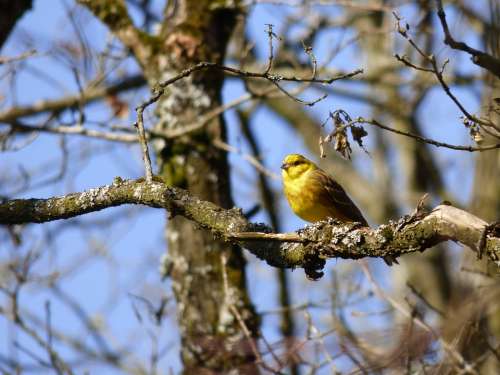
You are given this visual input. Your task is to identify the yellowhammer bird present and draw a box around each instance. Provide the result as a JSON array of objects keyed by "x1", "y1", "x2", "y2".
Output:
[
  {"x1": 281, "y1": 153, "x2": 396, "y2": 265},
  {"x1": 281, "y1": 154, "x2": 367, "y2": 224}
]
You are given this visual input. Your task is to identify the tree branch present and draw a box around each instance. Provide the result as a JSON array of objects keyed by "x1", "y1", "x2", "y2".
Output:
[
  {"x1": 138, "y1": 61, "x2": 363, "y2": 113},
  {"x1": 1, "y1": 179, "x2": 498, "y2": 278},
  {"x1": 4, "y1": 120, "x2": 139, "y2": 143},
  {"x1": 435, "y1": 0, "x2": 500, "y2": 80},
  {"x1": 351, "y1": 117, "x2": 500, "y2": 152},
  {"x1": 393, "y1": 11, "x2": 500, "y2": 134},
  {"x1": 0, "y1": 75, "x2": 145, "y2": 123},
  {"x1": 77, "y1": 0, "x2": 152, "y2": 65}
]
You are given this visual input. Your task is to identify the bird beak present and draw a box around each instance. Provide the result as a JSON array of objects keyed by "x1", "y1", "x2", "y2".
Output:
[{"x1": 280, "y1": 163, "x2": 289, "y2": 170}]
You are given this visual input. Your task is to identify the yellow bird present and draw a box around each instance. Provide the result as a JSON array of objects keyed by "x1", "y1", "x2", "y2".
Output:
[
  {"x1": 281, "y1": 153, "x2": 368, "y2": 225},
  {"x1": 281, "y1": 154, "x2": 396, "y2": 265}
]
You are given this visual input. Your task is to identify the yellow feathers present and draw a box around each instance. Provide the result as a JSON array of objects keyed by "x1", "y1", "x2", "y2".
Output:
[
  {"x1": 281, "y1": 154, "x2": 397, "y2": 266},
  {"x1": 281, "y1": 154, "x2": 368, "y2": 225}
]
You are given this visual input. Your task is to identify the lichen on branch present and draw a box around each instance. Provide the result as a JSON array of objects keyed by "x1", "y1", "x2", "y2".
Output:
[{"x1": 1, "y1": 179, "x2": 499, "y2": 278}]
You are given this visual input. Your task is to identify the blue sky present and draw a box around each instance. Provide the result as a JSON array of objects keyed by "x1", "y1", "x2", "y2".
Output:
[{"x1": 0, "y1": 0, "x2": 485, "y2": 373}]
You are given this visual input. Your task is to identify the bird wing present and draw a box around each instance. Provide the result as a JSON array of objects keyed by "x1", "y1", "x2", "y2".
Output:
[{"x1": 310, "y1": 168, "x2": 368, "y2": 226}]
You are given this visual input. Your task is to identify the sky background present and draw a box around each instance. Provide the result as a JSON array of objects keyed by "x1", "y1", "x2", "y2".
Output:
[{"x1": 0, "y1": 0, "x2": 484, "y2": 373}]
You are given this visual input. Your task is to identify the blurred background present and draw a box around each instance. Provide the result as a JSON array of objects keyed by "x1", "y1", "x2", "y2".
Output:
[{"x1": 0, "y1": 0, "x2": 499, "y2": 374}]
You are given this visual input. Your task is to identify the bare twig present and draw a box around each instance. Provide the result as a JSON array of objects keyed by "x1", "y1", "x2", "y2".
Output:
[
  {"x1": 393, "y1": 12, "x2": 500, "y2": 133},
  {"x1": 163, "y1": 87, "x2": 277, "y2": 139},
  {"x1": 0, "y1": 75, "x2": 145, "y2": 123},
  {"x1": 406, "y1": 283, "x2": 445, "y2": 317},
  {"x1": 3, "y1": 285, "x2": 74, "y2": 375},
  {"x1": 4, "y1": 121, "x2": 139, "y2": 142},
  {"x1": 435, "y1": 0, "x2": 500, "y2": 79},
  {"x1": 362, "y1": 264, "x2": 480, "y2": 375},
  {"x1": 328, "y1": 117, "x2": 500, "y2": 153},
  {"x1": 134, "y1": 107, "x2": 154, "y2": 182},
  {"x1": 264, "y1": 24, "x2": 276, "y2": 75},
  {"x1": 0, "y1": 49, "x2": 37, "y2": 65},
  {"x1": 222, "y1": 254, "x2": 283, "y2": 373},
  {"x1": 350, "y1": 117, "x2": 500, "y2": 152},
  {"x1": 139, "y1": 61, "x2": 363, "y2": 113},
  {"x1": 2, "y1": 88, "x2": 275, "y2": 144}
]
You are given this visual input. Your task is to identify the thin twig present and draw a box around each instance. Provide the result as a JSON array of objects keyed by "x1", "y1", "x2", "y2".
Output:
[
  {"x1": 393, "y1": 12, "x2": 500, "y2": 133},
  {"x1": 434, "y1": 0, "x2": 500, "y2": 80},
  {"x1": 246, "y1": 0, "x2": 394, "y2": 12},
  {"x1": 361, "y1": 263, "x2": 479, "y2": 375},
  {"x1": 0, "y1": 75, "x2": 145, "y2": 123},
  {"x1": 3, "y1": 87, "x2": 276, "y2": 144},
  {"x1": 0, "y1": 50, "x2": 37, "y2": 65},
  {"x1": 352, "y1": 117, "x2": 500, "y2": 152},
  {"x1": 139, "y1": 61, "x2": 363, "y2": 112},
  {"x1": 221, "y1": 254, "x2": 283, "y2": 373},
  {"x1": 5, "y1": 121, "x2": 139, "y2": 142},
  {"x1": 134, "y1": 107, "x2": 154, "y2": 182},
  {"x1": 264, "y1": 24, "x2": 275, "y2": 75},
  {"x1": 163, "y1": 87, "x2": 276, "y2": 139}
]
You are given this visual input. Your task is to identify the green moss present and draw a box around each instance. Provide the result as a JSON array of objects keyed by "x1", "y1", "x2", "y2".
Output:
[
  {"x1": 158, "y1": 133, "x2": 219, "y2": 188},
  {"x1": 80, "y1": 0, "x2": 131, "y2": 31},
  {"x1": 137, "y1": 30, "x2": 162, "y2": 55},
  {"x1": 380, "y1": 225, "x2": 394, "y2": 242},
  {"x1": 161, "y1": 159, "x2": 186, "y2": 187},
  {"x1": 280, "y1": 245, "x2": 305, "y2": 267},
  {"x1": 158, "y1": 142, "x2": 191, "y2": 188}
]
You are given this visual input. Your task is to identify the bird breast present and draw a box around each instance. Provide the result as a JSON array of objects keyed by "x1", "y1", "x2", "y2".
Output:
[{"x1": 283, "y1": 171, "x2": 332, "y2": 222}]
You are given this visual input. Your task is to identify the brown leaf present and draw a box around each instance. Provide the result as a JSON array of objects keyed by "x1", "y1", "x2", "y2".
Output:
[{"x1": 333, "y1": 126, "x2": 352, "y2": 160}]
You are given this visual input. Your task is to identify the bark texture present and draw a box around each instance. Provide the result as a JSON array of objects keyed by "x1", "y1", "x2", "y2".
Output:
[
  {"x1": 1, "y1": 179, "x2": 498, "y2": 272},
  {"x1": 152, "y1": 3, "x2": 259, "y2": 373},
  {"x1": 78, "y1": 1, "x2": 259, "y2": 373}
]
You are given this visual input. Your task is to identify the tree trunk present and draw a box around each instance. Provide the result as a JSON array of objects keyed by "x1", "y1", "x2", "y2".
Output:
[
  {"x1": 0, "y1": 0, "x2": 32, "y2": 48},
  {"x1": 150, "y1": 2, "x2": 259, "y2": 373}
]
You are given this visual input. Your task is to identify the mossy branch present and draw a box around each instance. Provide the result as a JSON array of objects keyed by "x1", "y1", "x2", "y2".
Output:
[{"x1": 1, "y1": 179, "x2": 499, "y2": 278}]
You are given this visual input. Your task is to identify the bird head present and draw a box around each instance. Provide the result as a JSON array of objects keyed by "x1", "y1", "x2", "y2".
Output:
[{"x1": 281, "y1": 154, "x2": 317, "y2": 180}]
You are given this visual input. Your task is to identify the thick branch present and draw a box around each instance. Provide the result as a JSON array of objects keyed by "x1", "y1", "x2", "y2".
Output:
[
  {"x1": 77, "y1": 0, "x2": 152, "y2": 65},
  {"x1": 1, "y1": 180, "x2": 499, "y2": 277}
]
